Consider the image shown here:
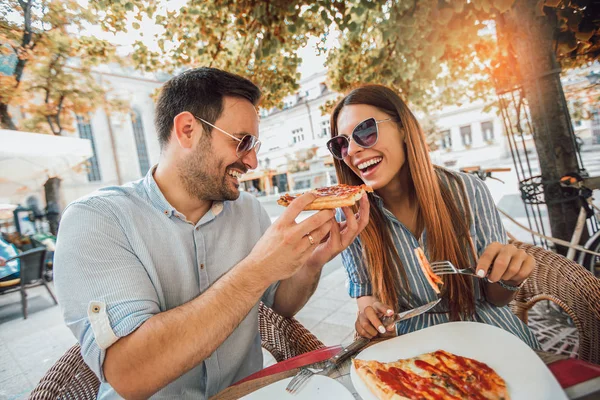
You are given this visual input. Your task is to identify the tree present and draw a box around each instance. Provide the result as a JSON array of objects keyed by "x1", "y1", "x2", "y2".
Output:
[
  {"x1": 0, "y1": 0, "x2": 122, "y2": 233},
  {"x1": 117, "y1": 0, "x2": 599, "y2": 246},
  {"x1": 497, "y1": 0, "x2": 599, "y2": 250}
]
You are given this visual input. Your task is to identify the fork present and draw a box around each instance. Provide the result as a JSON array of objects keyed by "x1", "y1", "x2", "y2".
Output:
[
  {"x1": 285, "y1": 336, "x2": 370, "y2": 395},
  {"x1": 429, "y1": 260, "x2": 482, "y2": 277}
]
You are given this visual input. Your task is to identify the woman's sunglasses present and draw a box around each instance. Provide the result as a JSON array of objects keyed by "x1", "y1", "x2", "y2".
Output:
[
  {"x1": 326, "y1": 117, "x2": 397, "y2": 160},
  {"x1": 193, "y1": 115, "x2": 261, "y2": 158}
]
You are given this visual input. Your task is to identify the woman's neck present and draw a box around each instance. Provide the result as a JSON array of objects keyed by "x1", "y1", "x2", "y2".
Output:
[{"x1": 378, "y1": 165, "x2": 421, "y2": 237}]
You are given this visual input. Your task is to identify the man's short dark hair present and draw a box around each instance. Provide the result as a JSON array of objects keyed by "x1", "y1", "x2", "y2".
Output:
[{"x1": 155, "y1": 67, "x2": 262, "y2": 149}]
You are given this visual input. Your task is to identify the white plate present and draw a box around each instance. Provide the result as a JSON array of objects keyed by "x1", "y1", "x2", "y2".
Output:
[
  {"x1": 351, "y1": 321, "x2": 567, "y2": 400},
  {"x1": 241, "y1": 374, "x2": 354, "y2": 400}
]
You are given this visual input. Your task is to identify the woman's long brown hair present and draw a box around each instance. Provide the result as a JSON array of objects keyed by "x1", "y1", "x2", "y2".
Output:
[{"x1": 331, "y1": 85, "x2": 476, "y2": 321}]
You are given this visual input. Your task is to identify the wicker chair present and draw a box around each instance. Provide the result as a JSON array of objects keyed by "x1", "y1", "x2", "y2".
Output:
[
  {"x1": 510, "y1": 241, "x2": 600, "y2": 365},
  {"x1": 28, "y1": 302, "x2": 324, "y2": 399},
  {"x1": 258, "y1": 302, "x2": 324, "y2": 362}
]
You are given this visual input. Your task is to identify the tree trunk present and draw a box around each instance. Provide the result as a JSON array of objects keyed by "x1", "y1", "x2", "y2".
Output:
[
  {"x1": 0, "y1": 103, "x2": 17, "y2": 130},
  {"x1": 503, "y1": 0, "x2": 582, "y2": 253},
  {"x1": 44, "y1": 177, "x2": 62, "y2": 235}
]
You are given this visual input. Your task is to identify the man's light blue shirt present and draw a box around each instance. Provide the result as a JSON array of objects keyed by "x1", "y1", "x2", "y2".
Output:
[{"x1": 54, "y1": 167, "x2": 279, "y2": 399}]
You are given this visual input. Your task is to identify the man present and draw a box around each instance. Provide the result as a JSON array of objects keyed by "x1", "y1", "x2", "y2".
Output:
[{"x1": 54, "y1": 67, "x2": 369, "y2": 399}]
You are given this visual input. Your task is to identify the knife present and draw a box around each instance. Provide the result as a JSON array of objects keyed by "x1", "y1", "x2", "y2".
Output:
[
  {"x1": 320, "y1": 298, "x2": 442, "y2": 374},
  {"x1": 381, "y1": 298, "x2": 441, "y2": 327}
]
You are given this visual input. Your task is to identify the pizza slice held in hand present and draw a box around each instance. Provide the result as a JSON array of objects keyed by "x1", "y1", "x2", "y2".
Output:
[{"x1": 277, "y1": 184, "x2": 373, "y2": 211}]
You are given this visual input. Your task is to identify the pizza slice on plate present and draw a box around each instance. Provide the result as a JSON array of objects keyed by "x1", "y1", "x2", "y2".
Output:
[
  {"x1": 277, "y1": 184, "x2": 373, "y2": 210},
  {"x1": 354, "y1": 350, "x2": 509, "y2": 400}
]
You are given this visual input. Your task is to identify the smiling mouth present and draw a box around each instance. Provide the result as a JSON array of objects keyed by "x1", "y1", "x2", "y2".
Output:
[
  {"x1": 227, "y1": 170, "x2": 243, "y2": 179},
  {"x1": 357, "y1": 157, "x2": 382, "y2": 174}
]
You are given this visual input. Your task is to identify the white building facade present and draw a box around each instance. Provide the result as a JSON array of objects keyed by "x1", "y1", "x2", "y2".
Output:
[{"x1": 5, "y1": 68, "x2": 163, "y2": 208}]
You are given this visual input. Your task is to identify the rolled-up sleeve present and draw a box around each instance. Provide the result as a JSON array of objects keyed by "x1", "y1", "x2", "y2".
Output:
[
  {"x1": 472, "y1": 177, "x2": 508, "y2": 256},
  {"x1": 336, "y1": 209, "x2": 372, "y2": 298},
  {"x1": 54, "y1": 199, "x2": 160, "y2": 381},
  {"x1": 341, "y1": 238, "x2": 373, "y2": 298}
]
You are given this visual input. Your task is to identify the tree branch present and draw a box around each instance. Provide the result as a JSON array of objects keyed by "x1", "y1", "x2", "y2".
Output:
[
  {"x1": 55, "y1": 94, "x2": 65, "y2": 134},
  {"x1": 14, "y1": 0, "x2": 34, "y2": 85},
  {"x1": 208, "y1": 30, "x2": 226, "y2": 67}
]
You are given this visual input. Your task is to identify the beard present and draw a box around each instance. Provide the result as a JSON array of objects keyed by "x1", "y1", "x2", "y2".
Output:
[{"x1": 178, "y1": 138, "x2": 245, "y2": 202}]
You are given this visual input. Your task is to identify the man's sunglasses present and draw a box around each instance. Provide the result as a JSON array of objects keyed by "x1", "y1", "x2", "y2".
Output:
[
  {"x1": 326, "y1": 117, "x2": 397, "y2": 160},
  {"x1": 193, "y1": 115, "x2": 261, "y2": 158}
]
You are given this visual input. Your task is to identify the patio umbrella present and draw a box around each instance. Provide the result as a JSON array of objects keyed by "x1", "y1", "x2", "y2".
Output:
[{"x1": 0, "y1": 129, "x2": 93, "y2": 196}]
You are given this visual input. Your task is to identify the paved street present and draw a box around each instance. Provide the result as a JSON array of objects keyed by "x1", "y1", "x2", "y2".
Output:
[{"x1": 1, "y1": 147, "x2": 598, "y2": 399}]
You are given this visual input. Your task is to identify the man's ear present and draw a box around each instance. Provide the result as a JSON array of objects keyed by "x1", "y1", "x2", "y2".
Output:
[{"x1": 173, "y1": 112, "x2": 199, "y2": 149}]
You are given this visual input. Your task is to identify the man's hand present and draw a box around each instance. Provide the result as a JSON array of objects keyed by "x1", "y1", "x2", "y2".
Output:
[
  {"x1": 0, "y1": 257, "x2": 6, "y2": 267},
  {"x1": 247, "y1": 193, "x2": 335, "y2": 282},
  {"x1": 305, "y1": 194, "x2": 370, "y2": 270}
]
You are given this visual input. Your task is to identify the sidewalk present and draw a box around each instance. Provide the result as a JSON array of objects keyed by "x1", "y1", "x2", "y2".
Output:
[
  {"x1": 0, "y1": 267, "x2": 357, "y2": 399},
  {"x1": 0, "y1": 284, "x2": 75, "y2": 400}
]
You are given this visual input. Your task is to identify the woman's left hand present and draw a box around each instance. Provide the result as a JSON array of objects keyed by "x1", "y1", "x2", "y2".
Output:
[{"x1": 476, "y1": 242, "x2": 535, "y2": 286}]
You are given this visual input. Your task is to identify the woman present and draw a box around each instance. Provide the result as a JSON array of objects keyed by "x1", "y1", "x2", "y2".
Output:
[{"x1": 328, "y1": 85, "x2": 539, "y2": 348}]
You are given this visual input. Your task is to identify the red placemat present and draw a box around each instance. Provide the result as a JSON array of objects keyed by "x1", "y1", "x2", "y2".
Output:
[
  {"x1": 235, "y1": 345, "x2": 342, "y2": 385},
  {"x1": 548, "y1": 358, "x2": 600, "y2": 389}
]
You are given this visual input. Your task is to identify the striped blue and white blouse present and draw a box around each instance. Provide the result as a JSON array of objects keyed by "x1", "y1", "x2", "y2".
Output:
[{"x1": 339, "y1": 168, "x2": 540, "y2": 349}]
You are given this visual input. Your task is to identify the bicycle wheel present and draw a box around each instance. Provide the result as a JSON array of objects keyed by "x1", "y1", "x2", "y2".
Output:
[{"x1": 578, "y1": 229, "x2": 600, "y2": 277}]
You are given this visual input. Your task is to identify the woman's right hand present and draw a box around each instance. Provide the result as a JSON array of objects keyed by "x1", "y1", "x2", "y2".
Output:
[{"x1": 355, "y1": 301, "x2": 397, "y2": 338}]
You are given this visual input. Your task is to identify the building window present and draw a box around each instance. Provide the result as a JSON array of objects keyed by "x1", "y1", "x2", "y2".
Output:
[
  {"x1": 440, "y1": 130, "x2": 452, "y2": 149},
  {"x1": 292, "y1": 127, "x2": 305, "y2": 144},
  {"x1": 592, "y1": 109, "x2": 600, "y2": 144},
  {"x1": 131, "y1": 110, "x2": 150, "y2": 175},
  {"x1": 460, "y1": 125, "x2": 472, "y2": 147},
  {"x1": 319, "y1": 119, "x2": 330, "y2": 138},
  {"x1": 481, "y1": 121, "x2": 494, "y2": 142},
  {"x1": 76, "y1": 115, "x2": 101, "y2": 182}
]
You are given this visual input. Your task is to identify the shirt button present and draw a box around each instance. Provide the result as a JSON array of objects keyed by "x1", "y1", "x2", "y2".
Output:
[
  {"x1": 200, "y1": 264, "x2": 204, "y2": 269},
  {"x1": 164, "y1": 210, "x2": 169, "y2": 215},
  {"x1": 92, "y1": 305, "x2": 101, "y2": 313}
]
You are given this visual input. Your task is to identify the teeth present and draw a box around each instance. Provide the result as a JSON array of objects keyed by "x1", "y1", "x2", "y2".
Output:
[
  {"x1": 357, "y1": 157, "x2": 382, "y2": 170},
  {"x1": 228, "y1": 170, "x2": 243, "y2": 179}
]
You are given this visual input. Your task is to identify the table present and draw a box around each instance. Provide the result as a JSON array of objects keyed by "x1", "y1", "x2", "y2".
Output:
[{"x1": 211, "y1": 342, "x2": 600, "y2": 399}]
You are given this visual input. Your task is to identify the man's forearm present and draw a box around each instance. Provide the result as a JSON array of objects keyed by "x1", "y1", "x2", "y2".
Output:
[
  {"x1": 104, "y1": 258, "x2": 270, "y2": 399},
  {"x1": 485, "y1": 281, "x2": 517, "y2": 307},
  {"x1": 272, "y1": 264, "x2": 322, "y2": 318}
]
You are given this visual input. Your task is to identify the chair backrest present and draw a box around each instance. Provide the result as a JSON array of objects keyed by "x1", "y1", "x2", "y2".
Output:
[
  {"x1": 28, "y1": 345, "x2": 99, "y2": 400},
  {"x1": 258, "y1": 302, "x2": 325, "y2": 362},
  {"x1": 18, "y1": 247, "x2": 46, "y2": 285},
  {"x1": 511, "y1": 241, "x2": 600, "y2": 364}
]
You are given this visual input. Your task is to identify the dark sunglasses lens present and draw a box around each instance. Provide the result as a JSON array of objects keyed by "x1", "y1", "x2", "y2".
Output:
[
  {"x1": 238, "y1": 135, "x2": 256, "y2": 154},
  {"x1": 353, "y1": 118, "x2": 378, "y2": 147},
  {"x1": 327, "y1": 136, "x2": 349, "y2": 159}
]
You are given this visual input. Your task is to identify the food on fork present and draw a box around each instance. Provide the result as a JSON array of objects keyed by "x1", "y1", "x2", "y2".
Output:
[
  {"x1": 414, "y1": 248, "x2": 444, "y2": 294},
  {"x1": 353, "y1": 350, "x2": 510, "y2": 400},
  {"x1": 277, "y1": 184, "x2": 373, "y2": 210}
]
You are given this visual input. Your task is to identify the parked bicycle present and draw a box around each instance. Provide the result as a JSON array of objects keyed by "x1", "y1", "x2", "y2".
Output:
[{"x1": 460, "y1": 166, "x2": 600, "y2": 277}]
